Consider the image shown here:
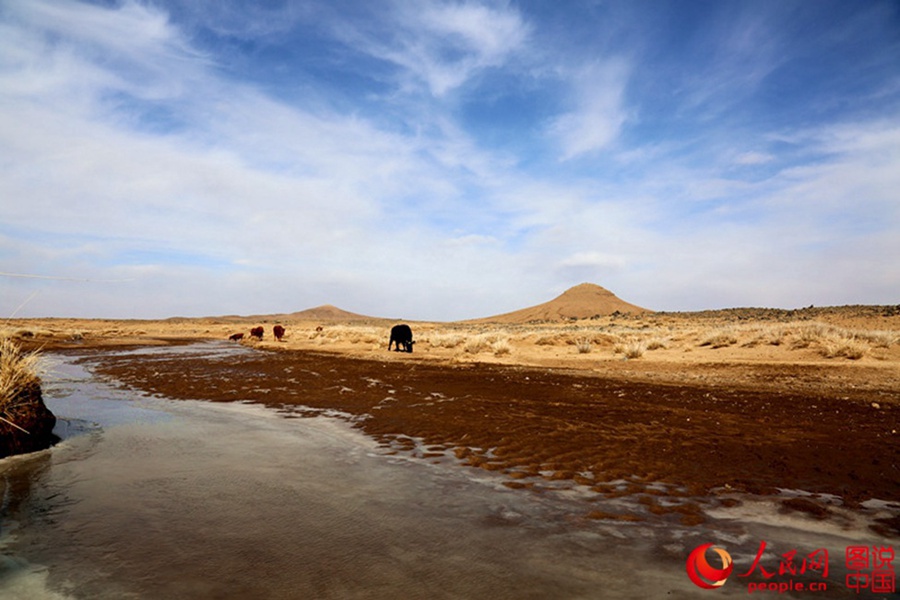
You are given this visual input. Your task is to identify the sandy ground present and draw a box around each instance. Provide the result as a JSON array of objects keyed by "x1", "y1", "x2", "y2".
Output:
[{"x1": 6, "y1": 307, "x2": 900, "y2": 533}]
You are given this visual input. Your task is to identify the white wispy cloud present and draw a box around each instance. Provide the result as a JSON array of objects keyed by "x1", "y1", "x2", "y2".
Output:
[
  {"x1": 335, "y1": 0, "x2": 530, "y2": 97},
  {"x1": 733, "y1": 151, "x2": 774, "y2": 166},
  {"x1": 2, "y1": 0, "x2": 207, "y2": 101},
  {"x1": 548, "y1": 59, "x2": 631, "y2": 160}
]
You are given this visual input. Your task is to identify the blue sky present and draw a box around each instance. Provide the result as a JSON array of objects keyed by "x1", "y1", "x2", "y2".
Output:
[{"x1": 1, "y1": 0, "x2": 898, "y2": 320}]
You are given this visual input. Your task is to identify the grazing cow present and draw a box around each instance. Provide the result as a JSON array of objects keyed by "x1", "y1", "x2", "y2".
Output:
[
  {"x1": 228, "y1": 333, "x2": 244, "y2": 342},
  {"x1": 250, "y1": 326, "x2": 264, "y2": 340},
  {"x1": 388, "y1": 324, "x2": 415, "y2": 353},
  {"x1": 273, "y1": 325, "x2": 285, "y2": 341}
]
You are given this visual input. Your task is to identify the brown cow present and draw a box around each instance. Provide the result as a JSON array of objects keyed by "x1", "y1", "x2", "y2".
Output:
[
  {"x1": 250, "y1": 326, "x2": 264, "y2": 340},
  {"x1": 273, "y1": 325, "x2": 285, "y2": 341},
  {"x1": 228, "y1": 333, "x2": 244, "y2": 342}
]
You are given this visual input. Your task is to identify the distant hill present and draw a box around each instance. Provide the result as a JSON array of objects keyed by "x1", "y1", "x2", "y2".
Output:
[
  {"x1": 283, "y1": 304, "x2": 380, "y2": 321},
  {"x1": 203, "y1": 285, "x2": 645, "y2": 324},
  {"x1": 206, "y1": 304, "x2": 382, "y2": 324},
  {"x1": 470, "y1": 283, "x2": 648, "y2": 323}
]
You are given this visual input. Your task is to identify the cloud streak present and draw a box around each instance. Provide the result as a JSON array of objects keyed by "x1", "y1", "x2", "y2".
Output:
[
  {"x1": 331, "y1": 0, "x2": 530, "y2": 97},
  {"x1": 549, "y1": 59, "x2": 631, "y2": 160}
]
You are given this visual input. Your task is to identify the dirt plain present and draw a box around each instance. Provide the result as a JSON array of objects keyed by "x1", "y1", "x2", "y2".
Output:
[{"x1": 6, "y1": 301, "x2": 900, "y2": 534}]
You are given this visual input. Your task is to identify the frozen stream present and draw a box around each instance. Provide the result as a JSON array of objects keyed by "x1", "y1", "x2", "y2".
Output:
[{"x1": 0, "y1": 345, "x2": 894, "y2": 599}]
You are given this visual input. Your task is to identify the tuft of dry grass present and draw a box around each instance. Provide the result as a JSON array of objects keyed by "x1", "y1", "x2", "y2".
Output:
[
  {"x1": 780, "y1": 322, "x2": 892, "y2": 360},
  {"x1": 753, "y1": 324, "x2": 788, "y2": 347},
  {"x1": 699, "y1": 328, "x2": 738, "y2": 349},
  {"x1": 464, "y1": 334, "x2": 489, "y2": 354},
  {"x1": 427, "y1": 333, "x2": 465, "y2": 349},
  {"x1": 856, "y1": 330, "x2": 899, "y2": 348},
  {"x1": 492, "y1": 339, "x2": 512, "y2": 356},
  {"x1": 792, "y1": 323, "x2": 837, "y2": 349},
  {"x1": 574, "y1": 338, "x2": 592, "y2": 354},
  {"x1": 464, "y1": 332, "x2": 512, "y2": 355},
  {"x1": 534, "y1": 333, "x2": 562, "y2": 346},
  {"x1": 0, "y1": 337, "x2": 44, "y2": 431},
  {"x1": 309, "y1": 325, "x2": 384, "y2": 345},
  {"x1": 645, "y1": 337, "x2": 669, "y2": 351},
  {"x1": 819, "y1": 338, "x2": 869, "y2": 360},
  {"x1": 614, "y1": 340, "x2": 646, "y2": 359}
]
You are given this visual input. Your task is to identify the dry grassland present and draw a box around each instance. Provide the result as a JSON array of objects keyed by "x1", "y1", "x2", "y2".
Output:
[{"x1": 6, "y1": 306, "x2": 899, "y2": 399}]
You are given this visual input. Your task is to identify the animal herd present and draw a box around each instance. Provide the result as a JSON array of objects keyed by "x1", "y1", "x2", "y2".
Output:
[
  {"x1": 228, "y1": 325, "x2": 286, "y2": 342},
  {"x1": 227, "y1": 323, "x2": 416, "y2": 353}
]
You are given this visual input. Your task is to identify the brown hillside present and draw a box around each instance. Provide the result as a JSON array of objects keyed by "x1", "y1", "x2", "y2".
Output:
[
  {"x1": 206, "y1": 304, "x2": 380, "y2": 324},
  {"x1": 471, "y1": 283, "x2": 648, "y2": 323},
  {"x1": 283, "y1": 304, "x2": 380, "y2": 322}
]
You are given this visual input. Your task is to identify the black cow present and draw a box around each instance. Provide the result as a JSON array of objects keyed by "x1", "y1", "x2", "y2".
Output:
[
  {"x1": 250, "y1": 326, "x2": 264, "y2": 340},
  {"x1": 388, "y1": 324, "x2": 415, "y2": 353},
  {"x1": 228, "y1": 332, "x2": 244, "y2": 342},
  {"x1": 273, "y1": 325, "x2": 285, "y2": 341}
]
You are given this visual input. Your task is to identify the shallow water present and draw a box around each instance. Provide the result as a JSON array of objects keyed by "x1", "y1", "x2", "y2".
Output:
[{"x1": 0, "y1": 345, "x2": 895, "y2": 599}]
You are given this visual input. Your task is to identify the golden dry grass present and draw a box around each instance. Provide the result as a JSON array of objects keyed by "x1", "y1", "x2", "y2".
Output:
[
  {"x1": 281, "y1": 318, "x2": 899, "y2": 364},
  {"x1": 6, "y1": 309, "x2": 899, "y2": 373},
  {"x1": 0, "y1": 336, "x2": 43, "y2": 432},
  {"x1": 5, "y1": 310, "x2": 899, "y2": 411}
]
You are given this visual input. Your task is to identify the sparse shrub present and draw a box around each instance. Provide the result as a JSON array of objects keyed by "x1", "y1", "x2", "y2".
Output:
[
  {"x1": 858, "y1": 330, "x2": 898, "y2": 348},
  {"x1": 465, "y1": 334, "x2": 489, "y2": 354},
  {"x1": 358, "y1": 330, "x2": 383, "y2": 344},
  {"x1": 782, "y1": 322, "x2": 882, "y2": 359},
  {"x1": 614, "y1": 340, "x2": 646, "y2": 359},
  {"x1": 764, "y1": 326, "x2": 787, "y2": 346},
  {"x1": 819, "y1": 337, "x2": 869, "y2": 360},
  {"x1": 645, "y1": 337, "x2": 669, "y2": 351},
  {"x1": 492, "y1": 339, "x2": 512, "y2": 356},
  {"x1": 699, "y1": 329, "x2": 738, "y2": 348},
  {"x1": 575, "y1": 338, "x2": 592, "y2": 354},
  {"x1": 427, "y1": 333, "x2": 465, "y2": 349},
  {"x1": 481, "y1": 331, "x2": 507, "y2": 344},
  {"x1": 535, "y1": 333, "x2": 566, "y2": 345},
  {"x1": 315, "y1": 325, "x2": 384, "y2": 345},
  {"x1": 792, "y1": 322, "x2": 838, "y2": 349},
  {"x1": 742, "y1": 325, "x2": 784, "y2": 348},
  {"x1": 463, "y1": 331, "x2": 511, "y2": 355},
  {"x1": 821, "y1": 340, "x2": 867, "y2": 360}
]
